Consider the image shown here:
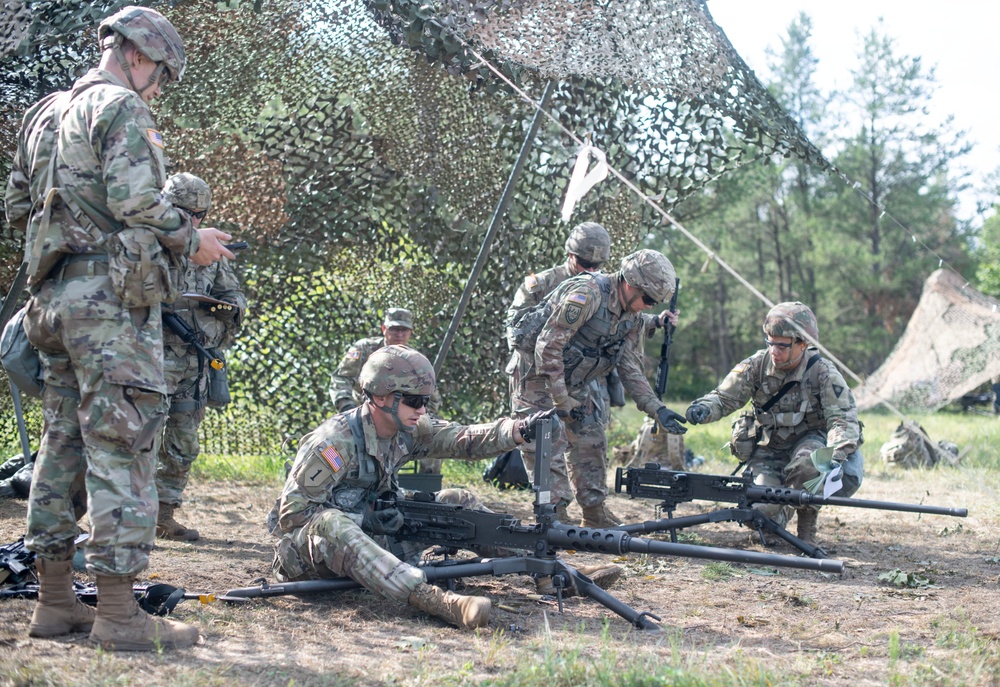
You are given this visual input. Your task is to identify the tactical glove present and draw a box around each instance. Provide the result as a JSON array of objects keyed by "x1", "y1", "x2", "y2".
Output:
[
  {"x1": 656, "y1": 406, "x2": 688, "y2": 435},
  {"x1": 518, "y1": 407, "x2": 560, "y2": 443},
  {"x1": 362, "y1": 507, "x2": 404, "y2": 535},
  {"x1": 685, "y1": 403, "x2": 710, "y2": 424}
]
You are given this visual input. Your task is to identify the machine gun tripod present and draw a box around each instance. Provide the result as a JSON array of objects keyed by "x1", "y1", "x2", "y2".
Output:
[{"x1": 614, "y1": 463, "x2": 968, "y2": 558}]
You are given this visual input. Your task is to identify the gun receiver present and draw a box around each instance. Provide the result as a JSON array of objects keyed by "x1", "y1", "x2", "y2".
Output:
[
  {"x1": 614, "y1": 463, "x2": 968, "y2": 557},
  {"x1": 162, "y1": 310, "x2": 224, "y2": 370}
]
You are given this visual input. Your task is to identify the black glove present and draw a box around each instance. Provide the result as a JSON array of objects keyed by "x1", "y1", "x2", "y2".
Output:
[
  {"x1": 361, "y1": 507, "x2": 404, "y2": 535},
  {"x1": 518, "y1": 407, "x2": 560, "y2": 443},
  {"x1": 656, "y1": 406, "x2": 688, "y2": 435},
  {"x1": 685, "y1": 403, "x2": 710, "y2": 424}
]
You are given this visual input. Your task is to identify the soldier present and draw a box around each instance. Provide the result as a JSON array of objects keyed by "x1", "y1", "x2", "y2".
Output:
[
  {"x1": 509, "y1": 249, "x2": 688, "y2": 527},
  {"x1": 330, "y1": 307, "x2": 441, "y2": 473},
  {"x1": 684, "y1": 302, "x2": 864, "y2": 545},
  {"x1": 5, "y1": 5, "x2": 233, "y2": 651},
  {"x1": 269, "y1": 345, "x2": 618, "y2": 630},
  {"x1": 156, "y1": 173, "x2": 247, "y2": 542}
]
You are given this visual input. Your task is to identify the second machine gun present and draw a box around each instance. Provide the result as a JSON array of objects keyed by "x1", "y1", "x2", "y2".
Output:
[{"x1": 615, "y1": 463, "x2": 968, "y2": 558}]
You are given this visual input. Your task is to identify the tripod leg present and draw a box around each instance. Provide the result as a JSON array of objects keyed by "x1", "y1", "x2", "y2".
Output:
[{"x1": 562, "y1": 563, "x2": 660, "y2": 632}]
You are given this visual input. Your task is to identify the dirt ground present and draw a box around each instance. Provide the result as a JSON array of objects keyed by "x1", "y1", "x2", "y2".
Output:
[{"x1": 1, "y1": 462, "x2": 999, "y2": 686}]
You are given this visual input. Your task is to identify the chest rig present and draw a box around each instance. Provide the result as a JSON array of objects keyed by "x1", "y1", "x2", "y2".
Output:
[
  {"x1": 752, "y1": 353, "x2": 824, "y2": 447},
  {"x1": 327, "y1": 407, "x2": 414, "y2": 513},
  {"x1": 563, "y1": 274, "x2": 636, "y2": 390}
]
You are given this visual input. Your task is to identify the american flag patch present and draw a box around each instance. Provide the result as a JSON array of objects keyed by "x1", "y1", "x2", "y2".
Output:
[
  {"x1": 321, "y1": 445, "x2": 344, "y2": 472},
  {"x1": 568, "y1": 292, "x2": 588, "y2": 305},
  {"x1": 346, "y1": 350, "x2": 360, "y2": 359},
  {"x1": 146, "y1": 128, "x2": 164, "y2": 148},
  {"x1": 525, "y1": 274, "x2": 539, "y2": 289}
]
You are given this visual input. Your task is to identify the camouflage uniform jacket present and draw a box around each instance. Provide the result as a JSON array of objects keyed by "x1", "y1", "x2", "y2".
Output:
[
  {"x1": 5, "y1": 68, "x2": 197, "y2": 285},
  {"x1": 532, "y1": 273, "x2": 663, "y2": 415},
  {"x1": 271, "y1": 405, "x2": 518, "y2": 534},
  {"x1": 164, "y1": 259, "x2": 247, "y2": 361},
  {"x1": 329, "y1": 337, "x2": 440, "y2": 413},
  {"x1": 506, "y1": 261, "x2": 575, "y2": 325},
  {"x1": 692, "y1": 348, "x2": 861, "y2": 454}
]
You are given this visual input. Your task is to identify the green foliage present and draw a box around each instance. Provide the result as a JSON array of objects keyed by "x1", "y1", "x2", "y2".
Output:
[{"x1": 878, "y1": 569, "x2": 935, "y2": 588}]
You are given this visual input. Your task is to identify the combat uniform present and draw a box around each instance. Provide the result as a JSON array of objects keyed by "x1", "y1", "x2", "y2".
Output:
[
  {"x1": 5, "y1": 67, "x2": 198, "y2": 575},
  {"x1": 268, "y1": 406, "x2": 518, "y2": 602},
  {"x1": 156, "y1": 260, "x2": 246, "y2": 506},
  {"x1": 510, "y1": 272, "x2": 667, "y2": 509},
  {"x1": 691, "y1": 348, "x2": 864, "y2": 524}
]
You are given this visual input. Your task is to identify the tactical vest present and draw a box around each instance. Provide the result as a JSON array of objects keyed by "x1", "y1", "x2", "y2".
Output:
[
  {"x1": 751, "y1": 352, "x2": 825, "y2": 447},
  {"x1": 562, "y1": 274, "x2": 636, "y2": 390},
  {"x1": 324, "y1": 408, "x2": 414, "y2": 514}
]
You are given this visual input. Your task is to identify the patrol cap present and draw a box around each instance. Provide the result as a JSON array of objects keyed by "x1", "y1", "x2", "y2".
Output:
[
  {"x1": 360, "y1": 345, "x2": 435, "y2": 396},
  {"x1": 619, "y1": 249, "x2": 676, "y2": 304},
  {"x1": 163, "y1": 173, "x2": 211, "y2": 214},
  {"x1": 763, "y1": 302, "x2": 819, "y2": 344},
  {"x1": 383, "y1": 308, "x2": 414, "y2": 330},
  {"x1": 98, "y1": 5, "x2": 186, "y2": 82}
]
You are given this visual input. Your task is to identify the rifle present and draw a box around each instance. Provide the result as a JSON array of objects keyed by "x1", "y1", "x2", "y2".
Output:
[
  {"x1": 651, "y1": 278, "x2": 679, "y2": 434},
  {"x1": 0, "y1": 580, "x2": 213, "y2": 616},
  {"x1": 0, "y1": 537, "x2": 35, "y2": 585},
  {"x1": 162, "y1": 309, "x2": 225, "y2": 371},
  {"x1": 614, "y1": 463, "x2": 968, "y2": 558},
  {"x1": 223, "y1": 419, "x2": 844, "y2": 632}
]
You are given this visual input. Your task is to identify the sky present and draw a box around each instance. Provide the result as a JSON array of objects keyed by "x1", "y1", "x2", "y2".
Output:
[{"x1": 706, "y1": 0, "x2": 999, "y2": 225}]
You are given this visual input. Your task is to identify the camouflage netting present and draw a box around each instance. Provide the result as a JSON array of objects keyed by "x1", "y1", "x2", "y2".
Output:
[
  {"x1": 855, "y1": 269, "x2": 1000, "y2": 412},
  {"x1": 0, "y1": 0, "x2": 828, "y2": 457}
]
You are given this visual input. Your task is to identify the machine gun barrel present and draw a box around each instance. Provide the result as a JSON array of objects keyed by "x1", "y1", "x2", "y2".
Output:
[{"x1": 746, "y1": 485, "x2": 968, "y2": 517}]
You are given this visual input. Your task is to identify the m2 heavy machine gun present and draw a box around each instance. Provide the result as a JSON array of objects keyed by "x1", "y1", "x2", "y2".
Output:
[
  {"x1": 223, "y1": 419, "x2": 844, "y2": 631},
  {"x1": 615, "y1": 463, "x2": 968, "y2": 558}
]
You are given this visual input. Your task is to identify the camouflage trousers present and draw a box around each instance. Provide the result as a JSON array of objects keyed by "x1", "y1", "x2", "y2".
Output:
[
  {"x1": 272, "y1": 488, "x2": 484, "y2": 603},
  {"x1": 23, "y1": 274, "x2": 167, "y2": 575},
  {"x1": 747, "y1": 431, "x2": 864, "y2": 526},
  {"x1": 156, "y1": 354, "x2": 207, "y2": 505},
  {"x1": 510, "y1": 362, "x2": 610, "y2": 508}
]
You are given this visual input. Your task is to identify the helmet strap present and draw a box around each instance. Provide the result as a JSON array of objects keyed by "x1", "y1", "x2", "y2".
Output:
[
  {"x1": 105, "y1": 35, "x2": 163, "y2": 95},
  {"x1": 619, "y1": 277, "x2": 643, "y2": 311},
  {"x1": 370, "y1": 392, "x2": 414, "y2": 434}
]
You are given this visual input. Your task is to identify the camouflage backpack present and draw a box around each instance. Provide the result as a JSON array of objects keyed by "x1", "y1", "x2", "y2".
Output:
[{"x1": 880, "y1": 422, "x2": 960, "y2": 468}]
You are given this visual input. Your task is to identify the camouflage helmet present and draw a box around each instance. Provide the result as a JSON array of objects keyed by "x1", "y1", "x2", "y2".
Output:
[
  {"x1": 98, "y1": 6, "x2": 186, "y2": 82},
  {"x1": 360, "y1": 345, "x2": 435, "y2": 397},
  {"x1": 619, "y1": 250, "x2": 676, "y2": 304},
  {"x1": 762, "y1": 302, "x2": 819, "y2": 344},
  {"x1": 565, "y1": 222, "x2": 611, "y2": 264},
  {"x1": 163, "y1": 173, "x2": 211, "y2": 214}
]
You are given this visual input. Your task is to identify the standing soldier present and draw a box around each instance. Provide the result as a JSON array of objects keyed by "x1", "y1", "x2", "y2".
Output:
[
  {"x1": 269, "y1": 346, "x2": 618, "y2": 629},
  {"x1": 684, "y1": 302, "x2": 864, "y2": 545},
  {"x1": 5, "y1": 5, "x2": 233, "y2": 651},
  {"x1": 156, "y1": 173, "x2": 247, "y2": 542},
  {"x1": 508, "y1": 249, "x2": 688, "y2": 527},
  {"x1": 330, "y1": 308, "x2": 441, "y2": 473}
]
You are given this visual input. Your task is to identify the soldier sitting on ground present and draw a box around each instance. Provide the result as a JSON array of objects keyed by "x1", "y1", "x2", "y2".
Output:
[
  {"x1": 269, "y1": 345, "x2": 620, "y2": 630},
  {"x1": 683, "y1": 302, "x2": 864, "y2": 545}
]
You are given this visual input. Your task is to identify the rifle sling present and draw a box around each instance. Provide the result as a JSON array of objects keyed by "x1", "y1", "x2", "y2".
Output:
[{"x1": 757, "y1": 353, "x2": 820, "y2": 413}]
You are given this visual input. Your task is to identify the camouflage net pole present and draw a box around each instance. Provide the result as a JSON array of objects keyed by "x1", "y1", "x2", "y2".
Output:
[{"x1": 433, "y1": 80, "x2": 554, "y2": 375}]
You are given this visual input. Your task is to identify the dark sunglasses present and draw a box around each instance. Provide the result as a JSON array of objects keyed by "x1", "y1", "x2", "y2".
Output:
[
  {"x1": 400, "y1": 394, "x2": 431, "y2": 409},
  {"x1": 641, "y1": 292, "x2": 658, "y2": 307},
  {"x1": 190, "y1": 209, "x2": 208, "y2": 221},
  {"x1": 764, "y1": 339, "x2": 794, "y2": 350}
]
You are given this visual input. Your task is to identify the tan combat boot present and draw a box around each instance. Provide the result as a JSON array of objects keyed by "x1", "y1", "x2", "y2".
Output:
[
  {"x1": 580, "y1": 504, "x2": 623, "y2": 528},
  {"x1": 407, "y1": 583, "x2": 490, "y2": 630},
  {"x1": 536, "y1": 562, "x2": 623, "y2": 596},
  {"x1": 796, "y1": 508, "x2": 819, "y2": 545},
  {"x1": 156, "y1": 502, "x2": 200, "y2": 542},
  {"x1": 89, "y1": 575, "x2": 200, "y2": 651},
  {"x1": 28, "y1": 557, "x2": 96, "y2": 637}
]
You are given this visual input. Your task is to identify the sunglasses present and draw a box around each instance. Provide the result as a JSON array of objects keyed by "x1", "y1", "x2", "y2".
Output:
[
  {"x1": 400, "y1": 394, "x2": 431, "y2": 409},
  {"x1": 764, "y1": 339, "x2": 794, "y2": 350},
  {"x1": 190, "y1": 209, "x2": 208, "y2": 221},
  {"x1": 640, "y1": 292, "x2": 658, "y2": 307}
]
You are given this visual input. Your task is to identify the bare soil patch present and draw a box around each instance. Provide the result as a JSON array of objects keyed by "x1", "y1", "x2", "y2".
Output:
[{"x1": 1, "y1": 465, "x2": 998, "y2": 686}]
